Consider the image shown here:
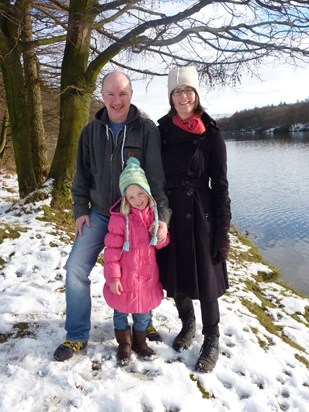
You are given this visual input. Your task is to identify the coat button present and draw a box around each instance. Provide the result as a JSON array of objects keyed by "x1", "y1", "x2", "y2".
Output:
[
  {"x1": 187, "y1": 191, "x2": 193, "y2": 197},
  {"x1": 185, "y1": 213, "x2": 191, "y2": 219}
]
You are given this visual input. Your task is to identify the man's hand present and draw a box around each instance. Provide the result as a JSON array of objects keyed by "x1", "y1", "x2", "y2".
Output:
[
  {"x1": 75, "y1": 215, "x2": 91, "y2": 237},
  {"x1": 157, "y1": 220, "x2": 168, "y2": 243},
  {"x1": 110, "y1": 280, "x2": 123, "y2": 295}
]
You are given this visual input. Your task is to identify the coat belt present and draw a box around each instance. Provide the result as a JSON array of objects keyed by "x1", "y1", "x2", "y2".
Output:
[{"x1": 166, "y1": 178, "x2": 209, "y2": 189}]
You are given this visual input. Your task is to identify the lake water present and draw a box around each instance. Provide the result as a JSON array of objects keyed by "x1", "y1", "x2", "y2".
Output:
[{"x1": 225, "y1": 132, "x2": 309, "y2": 296}]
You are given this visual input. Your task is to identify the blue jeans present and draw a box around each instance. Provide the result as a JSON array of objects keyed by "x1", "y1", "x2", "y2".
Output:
[
  {"x1": 64, "y1": 209, "x2": 109, "y2": 341},
  {"x1": 114, "y1": 310, "x2": 151, "y2": 332}
]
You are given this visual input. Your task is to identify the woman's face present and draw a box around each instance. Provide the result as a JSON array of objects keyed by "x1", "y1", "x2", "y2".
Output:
[{"x1": 171, "y1": 85, "x2": 196, "y2": 119}]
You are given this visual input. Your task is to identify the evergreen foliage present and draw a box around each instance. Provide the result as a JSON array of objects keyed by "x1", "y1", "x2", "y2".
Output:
[{"x1": 217, "y1": 100, "x2": 309, "y2": 133}]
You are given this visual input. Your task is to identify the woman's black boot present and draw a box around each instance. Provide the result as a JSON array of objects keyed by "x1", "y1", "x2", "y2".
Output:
[
  {"x1": 172, "y1": 313, "x2": 196, "y2": 352},
  {"x1": 195, "y1": 334, "x2": 219, "y2": 373}
]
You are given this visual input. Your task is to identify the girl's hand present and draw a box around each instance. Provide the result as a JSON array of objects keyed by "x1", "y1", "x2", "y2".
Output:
[{"x1": 110, "y1": 280, "x2": 123, "y2": 295}]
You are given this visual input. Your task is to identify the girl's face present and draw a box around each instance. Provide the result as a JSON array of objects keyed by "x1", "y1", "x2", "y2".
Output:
[
  {"x1": 171, "y1": 85, "x2": 196, "y2": 119},
  {"x1": 125, "y1": 185, "x2": 149, "y2": 210}
]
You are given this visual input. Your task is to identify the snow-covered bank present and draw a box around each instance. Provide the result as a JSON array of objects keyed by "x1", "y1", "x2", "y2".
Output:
[{"x1": 0, "y1": 172, "x2": 308, "y2": 412}]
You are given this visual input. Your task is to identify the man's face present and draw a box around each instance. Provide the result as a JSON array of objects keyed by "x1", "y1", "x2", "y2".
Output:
[{"x1": 101, "y1": 72, "x2": 133, "y2": 123}]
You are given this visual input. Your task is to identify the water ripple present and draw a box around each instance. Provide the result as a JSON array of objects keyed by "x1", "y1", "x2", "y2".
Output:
[{"x1": 226, "y1": 136, "x2": 309, "y2": 295}]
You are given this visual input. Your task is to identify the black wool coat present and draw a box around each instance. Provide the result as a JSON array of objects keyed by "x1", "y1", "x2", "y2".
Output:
[{"x1": 156, "y1": 112, "x2": 231, "y2": 301}]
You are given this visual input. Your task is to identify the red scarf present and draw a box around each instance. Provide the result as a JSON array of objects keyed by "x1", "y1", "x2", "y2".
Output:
[{"x1": 172, "y1": 114, "x2": 206, "y2": 135}]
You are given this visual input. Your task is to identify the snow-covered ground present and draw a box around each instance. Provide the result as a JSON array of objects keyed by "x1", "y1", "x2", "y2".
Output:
[{"x1": 0, "y1": 172, "x2": 308, "y2": 412}]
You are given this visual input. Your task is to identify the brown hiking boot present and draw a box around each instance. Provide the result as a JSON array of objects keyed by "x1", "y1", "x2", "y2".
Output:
[
  {"x1": 132, "y1": 329, "x2": 155, "y2": 358},
  {"x1": 114, "y1": 327, "x2": 132, "y2": 366}
]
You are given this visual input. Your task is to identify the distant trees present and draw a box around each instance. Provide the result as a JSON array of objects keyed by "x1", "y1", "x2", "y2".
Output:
[
  {"x1": 217, "y1": 100, "x2": 309, "y2": 132},
  {"x1": 1, "y1": 0, "x2": 309, "y2": 203}
]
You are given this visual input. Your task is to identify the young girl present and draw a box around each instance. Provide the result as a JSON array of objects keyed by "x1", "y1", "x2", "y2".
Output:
[{"x1": 103, "y1": 157, "x2": 170, "y2": 366}]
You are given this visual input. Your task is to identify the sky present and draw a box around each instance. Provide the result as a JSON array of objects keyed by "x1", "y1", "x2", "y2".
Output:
[
  {"x1": 0, "y1": 172, "x2": 308, "y2": 412},
  {"x1": 131, "y1": 64, "x2": 309, "y2": 122}
]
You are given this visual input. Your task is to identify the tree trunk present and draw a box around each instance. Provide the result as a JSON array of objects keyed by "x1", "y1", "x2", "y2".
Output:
[
  {"x1": 49, "y1": 90, "x2": 92, "y2": 208},
  {"x1": 22, "y1": 1, "x2": 48, "y2": 186},
  {"x1": 0, "y1": 110, "x2": 8, "y2": 157},
  {"x1": 49, "y1": 0, "x2": 96, "y2": 207},
  {"x1": 1, "y1": 54, "x2": 37, "y2": 196},
  {"x1": 0, "y1": 1, "x2": 37, "y2": 197}
]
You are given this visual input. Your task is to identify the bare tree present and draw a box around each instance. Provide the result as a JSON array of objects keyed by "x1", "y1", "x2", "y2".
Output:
[
  {"x1": 0, "y1": 0, "x2": 37, "y2": 195},
  {"x1": 1, "y1": 0, "x2": 308, "y2": 201}
]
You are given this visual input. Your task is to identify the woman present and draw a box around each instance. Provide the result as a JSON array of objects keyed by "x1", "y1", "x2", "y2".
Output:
[{"x1": 157, "y1": 66, "x2": 231, "y2": 373}]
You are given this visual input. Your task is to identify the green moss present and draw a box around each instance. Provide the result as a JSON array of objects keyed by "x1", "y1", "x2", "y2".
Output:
[
  {"x1": 50, "y1": 180, "x2": 72, "y2": 210},
  {"x1": 294, "y1": 354, "x2": 309, "y2": 369},
  {"x1": 0, "y1": 332, "x2": 13, "y2": 343},
  {"x1": 0, "y1": 224, "x2": 27, "y2": 244},
  {"x1": 190, "y1": 374, "x2": 215, "y2": 399},
  {"x1": 281, "y1": 331, "x2": 306, "y2": 352},
  {"x1": 241, "y1": 299, "x2": 306, "y2": 354},
  {"x1": 0, "y1": 256, "x2": 6, "y2": 268},
  {"x1": 249, "y1": 326, "x2": 270, "y2": 349},
  {"x1": 13, "y1": 322, "x2": 35, "y2": 339},
  {"x1": 290, "y1": 311, "x2": 308, "y2": 326},
  {"x1": 304, "y1": 306, "x2": 309, "y2": 323},
  {"x1": 37, "y1": 205, "x2": 75, "y2": 240},
  {"x1": 23, "y1": 190, "x2": 50, "y2": 204},
  {"x1": 255, "y1": 270, "x2": 280, "y2": 283},
  {"x1": 0, "y1": 323, "x2": 36, "y2": 343},
  {"x1": 244, "y1": 279, "x2": 276, "y2": 309},
  {"x1": 241, "y1": 299, "x2": 280, "y2": 338}
]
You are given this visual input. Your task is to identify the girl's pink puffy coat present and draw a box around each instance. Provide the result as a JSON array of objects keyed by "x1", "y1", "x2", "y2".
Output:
[{"x1": 103, "y1": 200, "x2": 170, "y2": 314}]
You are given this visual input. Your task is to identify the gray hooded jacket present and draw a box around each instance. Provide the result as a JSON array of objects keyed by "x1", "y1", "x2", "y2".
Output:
[{"x1": 71, "y1": 104, "x2": 171, "y2": 224}]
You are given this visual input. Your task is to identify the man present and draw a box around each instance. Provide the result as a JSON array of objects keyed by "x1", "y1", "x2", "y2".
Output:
[{"x1": 54, "y1": 71, "x2": 170, "y2": 361}]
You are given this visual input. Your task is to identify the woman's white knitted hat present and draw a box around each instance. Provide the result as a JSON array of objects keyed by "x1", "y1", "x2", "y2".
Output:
[{"x1": 168, "y1": 66, "x2": 200, "y2": 97}]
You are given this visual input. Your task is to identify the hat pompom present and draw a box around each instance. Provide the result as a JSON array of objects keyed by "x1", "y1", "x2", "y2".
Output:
[{"x1": 127, "y1": 157, "x2": 140, "y2": 167}]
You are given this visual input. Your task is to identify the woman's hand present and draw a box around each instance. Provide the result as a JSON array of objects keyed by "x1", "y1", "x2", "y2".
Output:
[{"x1": 213, "y1": 230, "x2": 230, "y2": 263}]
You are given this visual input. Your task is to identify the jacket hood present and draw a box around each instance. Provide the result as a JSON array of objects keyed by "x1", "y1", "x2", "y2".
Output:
[
  {"x1": 109, "y1": 199, "x2": 122, "y2": 216},
  {"x1": 95, "y1": 104, "x2": 142, "y2": 126}
]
